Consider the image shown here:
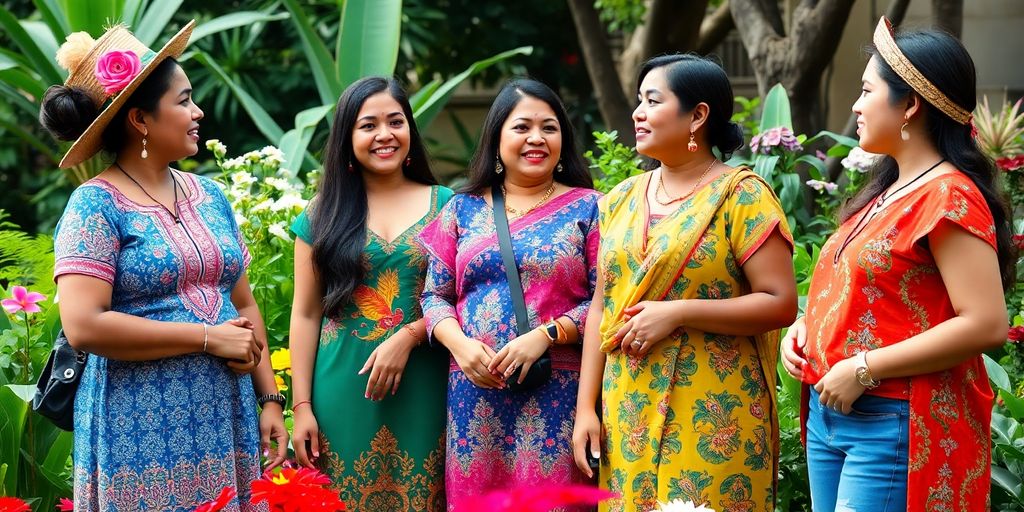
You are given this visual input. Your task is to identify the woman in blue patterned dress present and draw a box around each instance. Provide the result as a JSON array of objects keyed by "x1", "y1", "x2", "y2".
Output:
[
  {"x1": 418, "y1": 79, "x2": 600, "y2": 508},
  {"x1": 40, "y1": 23, "x2": 286, "y2": 511}
]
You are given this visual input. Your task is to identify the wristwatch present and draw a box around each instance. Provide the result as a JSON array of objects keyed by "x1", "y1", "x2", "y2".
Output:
[
  {"x1": 854, "y1": 351, "x2": 880, "y2": 389},
  {"x1": 256, "y1": 392, "x2": 286, "y2": 409},
  {"x1": 539, "y1": 321, "x2": 560, "y2": 345}
]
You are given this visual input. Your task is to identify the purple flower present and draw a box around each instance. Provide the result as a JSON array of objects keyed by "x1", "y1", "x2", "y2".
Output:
[
  {"x1": 749, "y1": 127, "x2": 802, "y2": 154},
  {"x1": 806, "y1": 179, "x2": 838, "y2": 194}
]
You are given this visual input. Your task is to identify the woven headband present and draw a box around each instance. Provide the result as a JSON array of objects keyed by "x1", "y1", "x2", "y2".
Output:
[{"x1": 873, "y1": 17, "x2": 971, "y2": 125}]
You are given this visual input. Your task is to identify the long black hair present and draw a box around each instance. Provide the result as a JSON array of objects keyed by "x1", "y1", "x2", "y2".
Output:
[
  {"x1": 841, "y1": 29, "x2": 1016, "y2": 290},
  {"x1": 40, "y1": 57, "x2": 180, "y2": 155},
  {"x1": 461, "y1": 78, "x2": 593, "y2": 194},
  {"x1": 636, "y1": 53, "x2": 745, "y2": 168},
  {"x1": 309, "y1": 77, "x2": 437, "y2": 318}
]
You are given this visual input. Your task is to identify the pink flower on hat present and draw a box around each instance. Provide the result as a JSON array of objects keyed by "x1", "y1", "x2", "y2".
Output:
[{"x1": 95, "y1": 49, "x2": 142, "y2": 96}]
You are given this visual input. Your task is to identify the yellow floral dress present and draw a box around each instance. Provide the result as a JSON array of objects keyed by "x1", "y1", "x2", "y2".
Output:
[{"x1": 596, "y1": 170, "x2": 791, "y2": 512}]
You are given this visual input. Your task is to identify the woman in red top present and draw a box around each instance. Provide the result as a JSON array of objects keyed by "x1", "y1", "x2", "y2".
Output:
[{"x1": 781, "y1": 17, "x2": 1016, "y2": 512}]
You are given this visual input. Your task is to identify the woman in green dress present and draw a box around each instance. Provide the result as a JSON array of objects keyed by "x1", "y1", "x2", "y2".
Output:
[{"x1": 289, "y1": 77, "x2": 453, "y2": 511}]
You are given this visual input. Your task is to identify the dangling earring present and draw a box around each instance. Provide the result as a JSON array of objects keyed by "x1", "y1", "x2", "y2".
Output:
[
  {"x1": 556, "y1": 161, "x2": 563, "y2": 173},
  {"x1": 495, "y1": 152, "x2": 504, "y2": 174},
  {"x1": 900, "y1": 120, "x2": 910, "y2": 141},
  {"x1": 141, "y1": 135, "x2": 148, "y2": 159},
  {"x1": 405, "y1": 156, "x2": 411, "y2": 167},
  {"x1": 347, "y1": 161, "x2": 354, "y2": 173},
  {"x1": 687, "y1": 133, "x2": 698, "y2": 152}
]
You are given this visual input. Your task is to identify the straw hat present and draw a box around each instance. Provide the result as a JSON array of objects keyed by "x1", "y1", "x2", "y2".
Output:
[{"x1": 52, "y1": 20, "x2": 196, "y2": 168}]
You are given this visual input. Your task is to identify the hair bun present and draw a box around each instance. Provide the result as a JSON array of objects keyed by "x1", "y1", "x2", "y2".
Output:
[
  {"x1": 39, "y1": 85, "x2": 98, "y2": 142},
  {"x1": 714, "y1": 121, "x2": 745, "y2": 155}
]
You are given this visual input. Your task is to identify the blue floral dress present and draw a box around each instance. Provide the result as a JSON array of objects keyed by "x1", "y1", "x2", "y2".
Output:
[{"x1": 54, "y1": 173, "x2": 264, "y2": 512}]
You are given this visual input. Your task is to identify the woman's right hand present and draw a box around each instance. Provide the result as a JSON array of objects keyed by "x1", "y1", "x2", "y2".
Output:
[
  {"x1": 781, "y1": 315, "x2": 808, "y2": 380},
  {"x1": 206, "y1": 319, "x2": 258, "y2": 363},
  {"x1": 450, "y1": 336, "x2": 505, "y2": 389},
  {"x1": 572, "y1": 408, "x2": 602, "y2": 479},
  {"x1": 292, "y1": 407, "x2": 321, "y2": 468}
]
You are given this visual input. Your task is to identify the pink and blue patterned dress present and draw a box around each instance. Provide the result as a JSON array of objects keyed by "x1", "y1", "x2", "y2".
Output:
[
  {"x1": 54, "y1": 173, "x2": 264, "y2": 512},
  {"x1": 418, "y1": 187, "x2": 600, "y2": 509}
]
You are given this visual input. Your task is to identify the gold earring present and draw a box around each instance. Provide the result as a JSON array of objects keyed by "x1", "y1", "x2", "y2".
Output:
[
  {"x1": 141, "y1": 135, "x2": 148, "y2": 159},
  {"x1": 687, "y1": 133, "x2": 698, "y2": 152},
  {"x1": 495, "y1": 152, "x2": 504, "y2": 174}
]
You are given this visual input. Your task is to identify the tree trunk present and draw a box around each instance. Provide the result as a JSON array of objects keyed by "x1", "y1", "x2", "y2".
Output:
[
  {"x1": 566, "y1": 0, "x2": 635, "y2": 144},
  {"x1": 617, "y1": 0, "x2": 709, "y2": 98},
  {"x1": 697, "y1": 1, "x2": 736, "y2": 55},
  {"x1": 932, "y1": 0, "x2": 964, "y2": 38},
  {"x1": 730, "y1": 0, "x2": 857, "y2": 135}
]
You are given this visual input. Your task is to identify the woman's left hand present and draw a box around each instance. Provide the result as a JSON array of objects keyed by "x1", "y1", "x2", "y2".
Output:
[
  {"x1": 359, "y1": 330, "x2": 418, "y2": 401},
  {"x1": 488, "y1": 329, "x2": 550, "y2": 384},
  {"x1": 259, "y1": 403, "x2": 288, "y2": 470},
  {"x1": 615, "y1": 300, "x2": 682, "y2": 357},
  {"x1": 813, "y1": 356, "x2": 866, "y2": 415}
]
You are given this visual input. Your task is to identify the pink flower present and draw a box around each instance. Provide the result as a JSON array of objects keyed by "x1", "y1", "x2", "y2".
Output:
[
  {"x1": 996, "y1": 155, "x2": 1024, "y2": 172},
  {"x1": 95, "y1": 49, "x2": 142, "y2": 95},
  {"x1": 194, "y1": 487, "x2": 235, "y2": 512},
  {"x1": 452, "y1": 484, "x2": 617, "y2": 512},
  {"x1": 1012, "y1": 234, "x2": 1024, "y2": 250},
  {"x1": 2, "y1": 286, "x2": 47, "y2": 314},
  {"x1": 56, "y1": 498, "x2": 74, "y2": 512},
  {"x1": 1009, "y1": 326, "x2": 1024, "y2": 343}
]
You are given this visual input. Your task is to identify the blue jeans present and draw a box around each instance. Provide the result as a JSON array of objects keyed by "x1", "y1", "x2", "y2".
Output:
[{"x1": 806, "y1": 388, "x2": 909, "y2": 512}]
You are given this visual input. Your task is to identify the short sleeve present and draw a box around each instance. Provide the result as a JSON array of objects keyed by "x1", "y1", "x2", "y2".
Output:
[
  {"x1": 417, "y1": 196, "x2": 460, "y2": 274},
  {"x1": 726, "y1": 175, "x2": 793, "y2": 265},
  {"x1": 291, "y1": 208, "x2": 313, "y2": 245},
  {"x1": 53, "y1": 185, "x2": 122, "y2": 284},
  {"x1": 911, "y1": 176, "x2": 997, "y2": 250}
]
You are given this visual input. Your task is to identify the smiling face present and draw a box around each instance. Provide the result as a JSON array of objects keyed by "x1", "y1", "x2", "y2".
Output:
[
  {"x1": 497, "y1": 95, "x2": 562, "y2": 182},
  {"x1": 852, "y1": 56, "x2": 908, "y2": 155},
  {"x1": 350, "y1": 91, "x2": 411, "y2": 176},
  {"x1": 632, "y1": 66, "x2": 690, "y2": 162},
  {"x1": 143, "y1": 65, "x2": 203, "y2": 160}
]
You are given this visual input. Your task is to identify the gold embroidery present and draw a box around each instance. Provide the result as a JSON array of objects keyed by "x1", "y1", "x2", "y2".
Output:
[{"x1": 899, "y1": 266, "x2": 938, "y2": 333}]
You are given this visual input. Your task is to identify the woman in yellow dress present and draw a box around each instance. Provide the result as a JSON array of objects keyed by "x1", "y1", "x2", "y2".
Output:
[{"x1": 572, "y1": 54, "x2": 798, "y2": 512}]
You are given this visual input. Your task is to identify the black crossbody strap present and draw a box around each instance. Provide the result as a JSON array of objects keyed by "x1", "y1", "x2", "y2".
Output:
[{"x1": 491, "y1": 187, "x2": 531, "y2": 335}]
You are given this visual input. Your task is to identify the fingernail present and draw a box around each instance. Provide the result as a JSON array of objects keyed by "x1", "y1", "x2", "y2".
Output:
[
  {"x1": 364, "y1": 393, "x2": 369, "y2": 399},
  {"x1": 263, "y1": 449, "x2": 269, "y2": 457},
  {"x1": 313, "y1": 452, "x2": 319, "y2": 458},
  {"x1": 592, "y1": 451, "x2": 600, "y2": 458}
]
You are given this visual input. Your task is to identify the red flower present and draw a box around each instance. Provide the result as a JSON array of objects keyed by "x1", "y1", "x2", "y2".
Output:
[
  {"x1": 57, "y1": 498, "x2": 74, "y2": 512},
  {"x1": 250, "y1": 466, "x2": 346, "y2": 512},
  {"x1": 0, "y1": 497, "x2": 30, "y2": 512},
  {"x1": 195, "y1": 487, "x2": 236, "y2": 512},
  {"x1": 996, "y1": 155, "x2": 1024, "y2": 172},
  {"x1": 1013, "y1": 234, "x2": 1024, "y2": 250},
  {"x1": 1009, "y1": 326, "x2": 1024, "y2": 343},
  {"x1": 452, "y1": 484, "x2": 616, "y2": 512},
  {"x1": 561, "y1": 52, "x2": 580, "y2": 66}
]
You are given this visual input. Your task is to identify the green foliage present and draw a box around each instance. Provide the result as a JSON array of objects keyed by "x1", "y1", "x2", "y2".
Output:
[
  {"x1": 0, "y1": 211, "x2": 55, "y2": 299},
  {"x1": 584, "y1": 130, "x2": 643, "y2": 193},
  {"x1": 595, "y1": 0, "x2": 646, "y2": 33},
  {"x1": 0, "y1": 384, "x2": 74, "y2": 510},
  {"x1": 986, "y1": 355, "x2": 1024, "y2": 510}
]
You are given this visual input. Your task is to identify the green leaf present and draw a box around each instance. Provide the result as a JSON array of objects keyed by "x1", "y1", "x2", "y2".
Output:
[
  {"x1": 0, "y1": 69, "x2": 47, "y2": 102},
  {"x1": 992, "y1": 465, "x2": 1024, "y2": 500},
  {"x1": 779, "y1": 172, "x2": 802, "y2": 211},
  {"x1": 0, "y1": 384, "x2": 28, "y2": 494},
  {"x1": 1003, "y1": 389, "x2": 1024, "y2": 419},
  {"x1": 795, "y1": 154, "x2": 825, "y2": 180},
  {"x1": 192, "y1": 51, "x2": 284, "y2": 143},
  {"x1": 987, "y1": 354, "x2": 1013, "y2": 391},
  {"x1": 759, "y1": 83, "x2": 792, "y2": 132},
  {"x1": 336, "y1": 0, "x2": 402, "y2": 90},
  {"x1": 60, "y1": 0, "x2": 119, "y2": 33},
  {"x1": 413, "y1": 46, "x2": 533, "y2": 130},
  {"x1": 409, "y1": 78, "x2": 442, "y2": 112},
  {"x1": 191, "y1": 11, "x2": 291, "y2": 44},
  {"x1": 0, "y1": 116, "x2": 60, "y2": 163},
  {"x1": 134, "y1": 0, "x2": 184, "y2": 47},
  {"x1": 32, "y1": 0, "x2": 70, "y2": 40},
  {"x1": 122, "y1": 0, "x2": 145, "y2": 29},
  {"x1": 283, "y1": 0, "x2": 343, "y2": 105},
  {"x1": 279, "y1": 104, "x2": 334, "y2": 173},
  {"x1": 751, "y1": 155, "x2": 780, "y2": 180},
  {"x1": 0, "y1": 8, "x2": 62, "y2": 85}
]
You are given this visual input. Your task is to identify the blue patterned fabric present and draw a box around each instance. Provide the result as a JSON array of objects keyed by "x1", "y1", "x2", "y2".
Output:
[{"x1": 54, "y1": 173, "x2": 264, "y2": 512}]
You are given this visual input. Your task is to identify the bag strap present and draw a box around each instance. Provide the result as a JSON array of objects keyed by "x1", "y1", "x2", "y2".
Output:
[{"x1": 491, "y1": 187, "x2": 531, "y2": 335}]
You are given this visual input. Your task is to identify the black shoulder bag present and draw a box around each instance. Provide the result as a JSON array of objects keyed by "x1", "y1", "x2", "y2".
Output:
[
  {"x1": 492, "y1": 187, "x2": 552, "y2": 392},
  {"x1": 32, "y1": 330, "x2": 86, "y2": 431}
]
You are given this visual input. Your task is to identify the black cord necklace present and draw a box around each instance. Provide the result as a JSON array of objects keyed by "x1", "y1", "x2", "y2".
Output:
[
  {"x1": 833, "y1": 158, "x2": 945, "y2": 265},
  {"x1": 115, "y1": 162, "x2": 182, "y2": 224}
]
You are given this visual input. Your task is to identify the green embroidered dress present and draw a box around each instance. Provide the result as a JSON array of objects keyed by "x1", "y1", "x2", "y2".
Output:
[{"x1": 291, "y1": 185, "x2": 453, "y2": 511}]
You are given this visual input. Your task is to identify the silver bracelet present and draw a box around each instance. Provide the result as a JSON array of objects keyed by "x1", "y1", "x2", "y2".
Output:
[{"x1": 202, "y1": 323, "x2": 209, "y2": 353}]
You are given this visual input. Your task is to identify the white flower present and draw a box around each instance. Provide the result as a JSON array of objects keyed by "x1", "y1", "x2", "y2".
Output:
[
  {"x1": 222, "y1": 156, "x2": 246, "y2": 171},
  {"x1": 251, "y1": 199, "x2": 275, "y2": 212},
  {"x1": 651, "y1": 500, "x2": 715, "y2": 512},
  {"x1": 841, "y1": 146, "x2": 880, "y2": 173},
  {"x1": 235, "y1": 213, "x2": 249, "y2": 227},
  {"x1": 206, "y1": 139, "x2": 227, "y2": 158},
  {"x1": 230, "y1": 171, "x2": 257, "y2": 187},
  {"x1": 271, "y1": 191, "x2": 308, "y2": 212},
  {"x1": 268, "y1": 222, "x2": 291, "y2": 241},
  {"x1": 265, "y1": 177, "x2": 291, "y2": 192},
  {"x1": 806, "y1": 179, "x2": 839, "y2": 194},
  {"x1": 259, "y1": 146, "x2": 285, "y2": 166},
  {"x1": 244, "y1": 150, "x2": 262, "y2": 163}
]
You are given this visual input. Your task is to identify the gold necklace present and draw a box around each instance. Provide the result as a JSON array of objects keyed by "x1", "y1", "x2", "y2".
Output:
[
  {"x1": 501, "y1": 182, "x2": 556, "y2": 218},
  {"x1": 655, "y1": 159, "x2": 718, "y2": 206}
]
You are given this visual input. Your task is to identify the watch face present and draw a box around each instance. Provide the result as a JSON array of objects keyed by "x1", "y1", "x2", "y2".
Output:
[{"x1": 544, "y1": 323, "x2": 559, "y2": 340}]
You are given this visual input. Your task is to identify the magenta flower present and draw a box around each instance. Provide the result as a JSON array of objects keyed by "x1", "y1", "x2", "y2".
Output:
[
  {"x1": 750, "y1": 127, "x2": 802, "y2": 154},
  {"x1": 2, "y1": 286, "x2": 47, "y2": 314},
  {"x1": 95, "y1": 49, "x2": 142, "y2": 95},
  {"x1": 57, "y1": 498, "x2": 74, "y2": 512}
]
